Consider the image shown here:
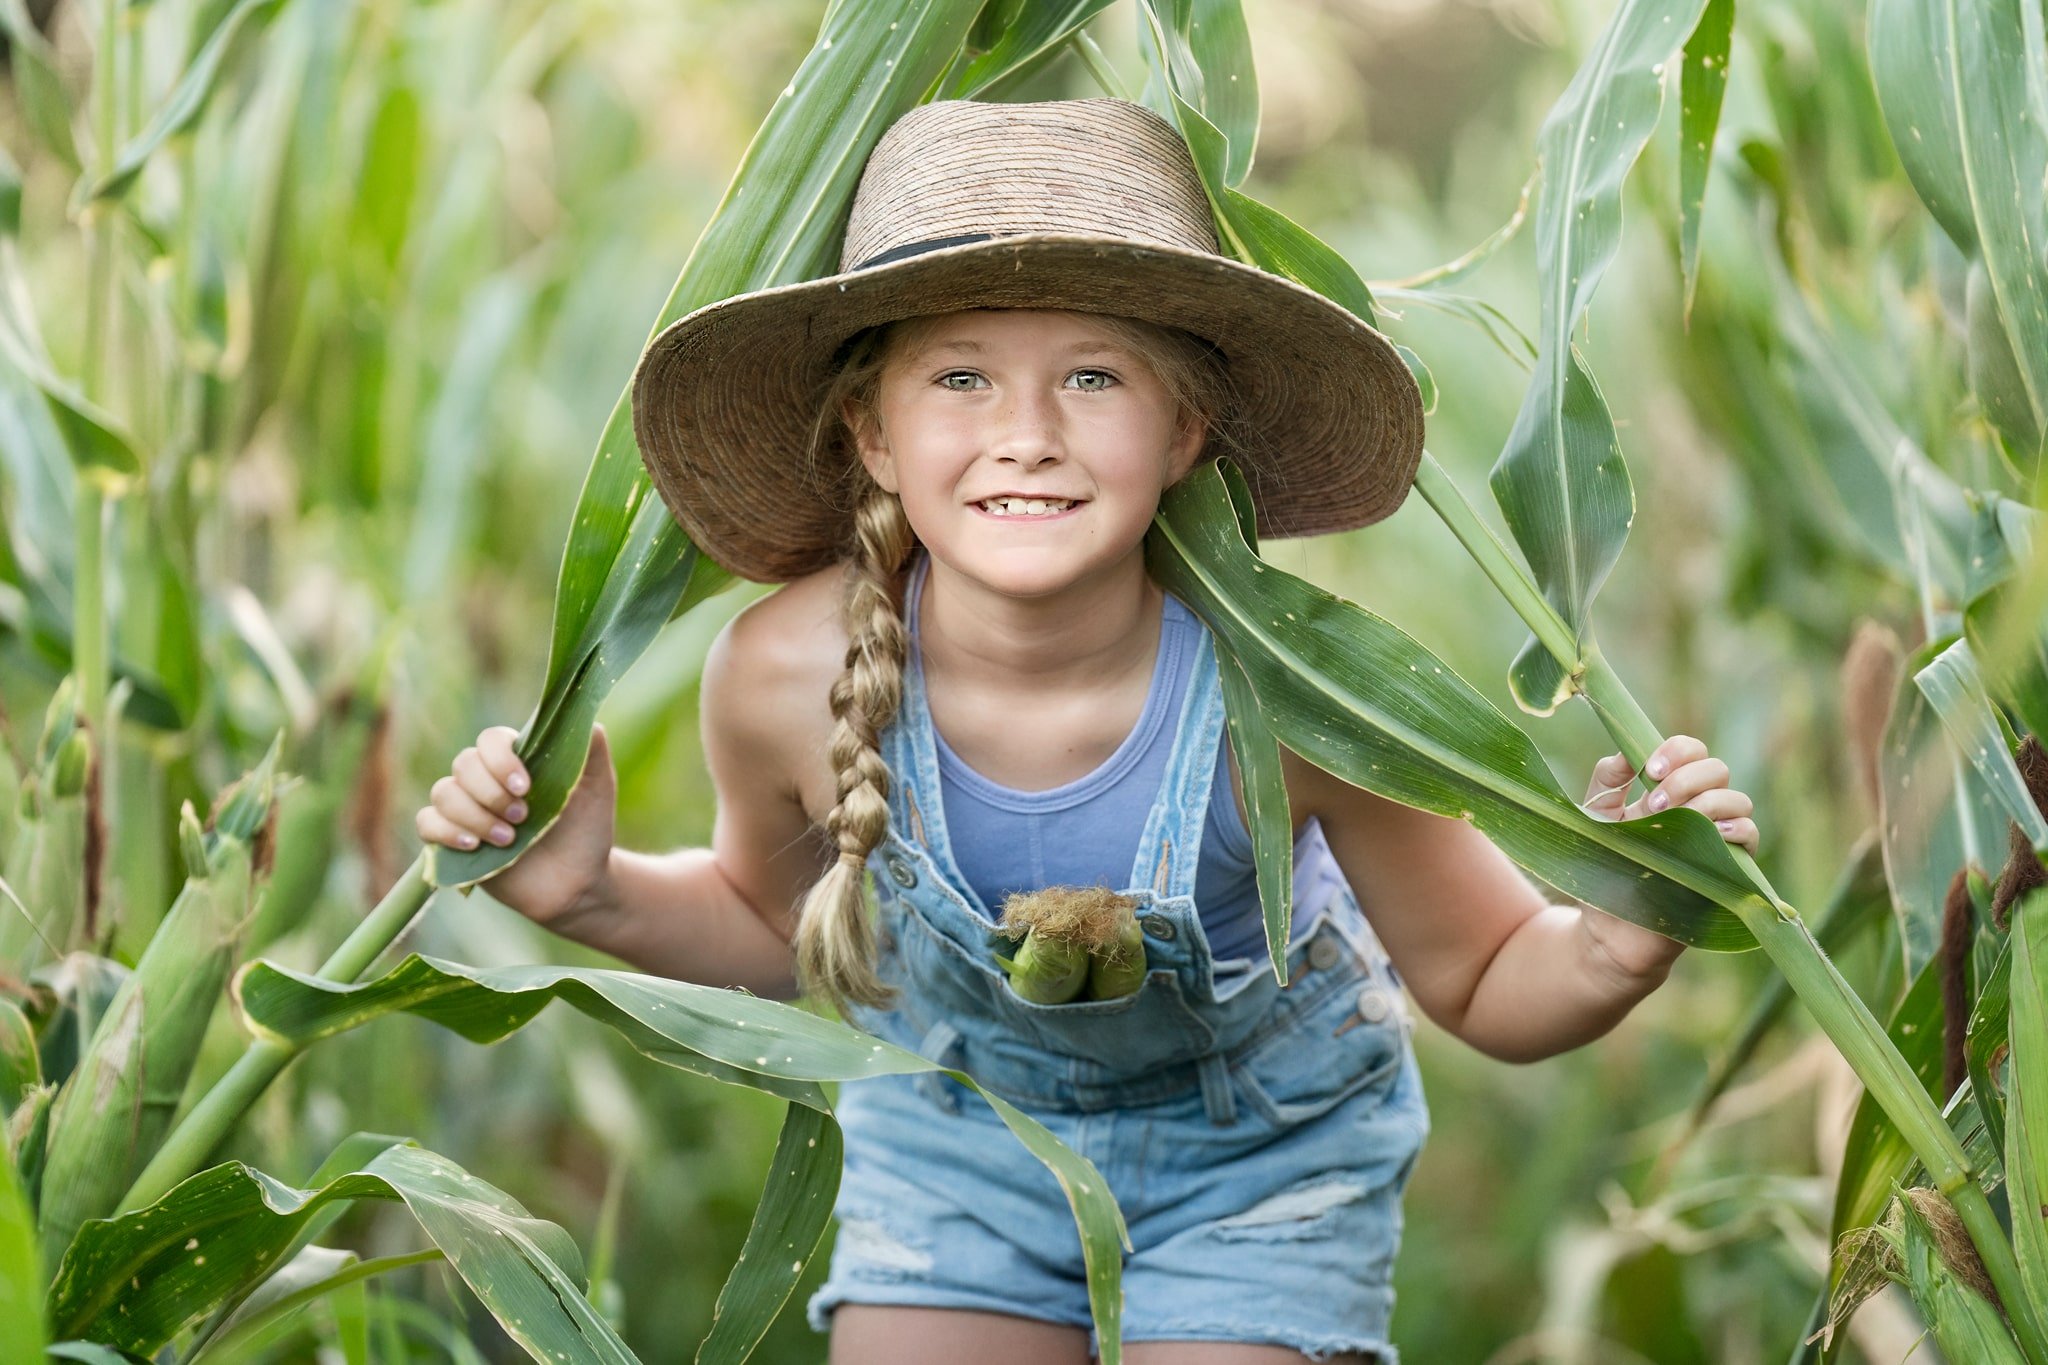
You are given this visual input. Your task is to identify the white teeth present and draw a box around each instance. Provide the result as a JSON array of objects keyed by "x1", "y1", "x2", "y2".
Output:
[{"x1": 981, "y1": 497, "x2": 1073, "y2": 516}]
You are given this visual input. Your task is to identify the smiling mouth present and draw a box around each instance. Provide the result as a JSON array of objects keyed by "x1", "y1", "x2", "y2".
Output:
[{"x1": 975, "y1": 497, "x2": 1084, "y2": 518}]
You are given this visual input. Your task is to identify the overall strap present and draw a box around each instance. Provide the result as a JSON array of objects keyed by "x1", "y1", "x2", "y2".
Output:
[
  {"x1": 1125, "y1": 623, "x2": 1225, "y2": 899},
  {"x1": 884, "y1": 553, "x2": 975, "y2": 894}
]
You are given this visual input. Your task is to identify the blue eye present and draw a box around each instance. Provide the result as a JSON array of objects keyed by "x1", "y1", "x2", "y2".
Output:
[
  {"x1": 933, "y1": 368, "x2": 1114, "y2": 388},
  {"x1": 938, "y1": 371, "x2": 987, "y2": 391},
  {"x1": 1068, "y1": 369, "x2": 1117, "y2": 391}
]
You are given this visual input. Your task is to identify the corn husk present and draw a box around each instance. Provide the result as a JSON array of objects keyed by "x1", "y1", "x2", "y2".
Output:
[
  {"x1": 34, "y1": 739, "x2": 278, "y2": 1271},
  {"x1": 996, "y1": 887, "x2": 1145, "y2": 1003}
]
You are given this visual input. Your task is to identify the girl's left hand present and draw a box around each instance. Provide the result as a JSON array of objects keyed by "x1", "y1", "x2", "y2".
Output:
[
  {"x1": 1580, "y1": 734, "x2": 1760, "y2": 858},
  {"x1": 1576, "y1": 735, "x2": 1759, "y2": 982}
]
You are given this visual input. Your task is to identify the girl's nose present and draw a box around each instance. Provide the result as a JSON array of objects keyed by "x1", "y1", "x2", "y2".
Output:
[{"x1": 986, "y1": 389, "x2": 1064, "y2": 467}]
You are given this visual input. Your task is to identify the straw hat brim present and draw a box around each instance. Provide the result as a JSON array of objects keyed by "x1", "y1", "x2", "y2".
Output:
[{"x1": 630, "y1": 232, "x2": 1426, "y2": 584}]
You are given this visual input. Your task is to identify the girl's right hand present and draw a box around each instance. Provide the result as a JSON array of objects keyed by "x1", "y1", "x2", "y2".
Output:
[{"x1": 415, "y1": 722, "x2": 619, "y2": 930}]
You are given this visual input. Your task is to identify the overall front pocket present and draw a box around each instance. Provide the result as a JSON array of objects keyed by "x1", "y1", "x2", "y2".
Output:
[{"x1": 1230, "y1": 960, "x2": 1406, "y2": 1127}]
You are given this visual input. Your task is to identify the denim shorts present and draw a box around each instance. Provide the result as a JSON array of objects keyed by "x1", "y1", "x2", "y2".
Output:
[{"x1": 802, "y1": 608, "x2": 1431, "y2": 1362}]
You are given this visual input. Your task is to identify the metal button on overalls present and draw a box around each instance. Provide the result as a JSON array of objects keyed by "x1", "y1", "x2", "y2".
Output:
[
  {"x1": 885, "y1": 853, "x2": 918, "y2": 889},
  {"x1": 1141, "y1": 913, "x2": 1177, "y2": 941},
  {"x1": 1356, "y1": 984, "x2": 1391, "y2": 1024},
  {"x1": 1307, "y1": 936, "x2": 1341, "y2": 971}
]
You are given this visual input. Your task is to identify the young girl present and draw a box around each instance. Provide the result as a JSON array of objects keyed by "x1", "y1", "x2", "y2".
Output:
[{"x1": 417, "y1": 98, "x2": 1759, "y2": 1365}]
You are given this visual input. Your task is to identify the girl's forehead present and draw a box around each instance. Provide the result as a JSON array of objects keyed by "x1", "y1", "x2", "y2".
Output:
[{"x1": 891, "y1": 308, "x2": 1140, "y2": 357}]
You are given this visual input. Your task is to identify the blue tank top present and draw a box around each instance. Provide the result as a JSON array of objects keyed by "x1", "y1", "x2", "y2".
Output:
[{"x1": 907, "y1": 552, "x2": 1275, "y2": 962}]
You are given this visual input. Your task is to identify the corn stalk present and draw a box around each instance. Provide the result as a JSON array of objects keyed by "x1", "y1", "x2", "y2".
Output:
[{"x1": 1130, "y1": 0, "x2": 2048, "y2": 1357}]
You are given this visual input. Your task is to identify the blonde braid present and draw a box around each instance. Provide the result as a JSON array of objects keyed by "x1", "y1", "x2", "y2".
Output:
[{"x1": 794, "y1": 481, "x2": 914, "y2": 1015}]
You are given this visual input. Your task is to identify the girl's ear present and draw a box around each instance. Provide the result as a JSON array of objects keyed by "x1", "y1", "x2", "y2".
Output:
[
  {"x1": 846, "y1": 397, "x2": 898, "y2": 494},
  {"x1": 1165, "y1": 410, "x2": 1209, "y2": 483}
]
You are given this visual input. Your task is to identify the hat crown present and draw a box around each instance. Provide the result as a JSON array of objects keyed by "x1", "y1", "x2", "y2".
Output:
[{"x1": 838, "y1": 98, "x2": 1221, "y2": 271}]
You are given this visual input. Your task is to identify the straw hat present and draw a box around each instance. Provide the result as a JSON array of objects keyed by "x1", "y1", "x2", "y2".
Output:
[{"x1": 630, "y1": 97, "x2": 1425, "y2": 583}]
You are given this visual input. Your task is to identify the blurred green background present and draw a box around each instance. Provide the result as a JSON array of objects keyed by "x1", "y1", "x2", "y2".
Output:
[{"x1": 1, "y1": 0, "x2": 1981, "y2": 1357}]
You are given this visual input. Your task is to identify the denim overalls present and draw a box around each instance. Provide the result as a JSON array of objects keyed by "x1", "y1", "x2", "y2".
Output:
[{"x1": 806, "y1": 570, "x2": 1432, "y2": 1363}]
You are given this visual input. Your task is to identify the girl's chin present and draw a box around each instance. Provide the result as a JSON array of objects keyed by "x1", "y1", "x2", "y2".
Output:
[{"x1": 926, "y1": 538, "x2": 1144, "y2": 600}]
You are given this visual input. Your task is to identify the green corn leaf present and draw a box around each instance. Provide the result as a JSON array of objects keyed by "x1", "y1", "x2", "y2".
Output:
[
  {"x1": 944, "y1": 0, "x2": 1118, "y2": 98},
  {"x1": 1372, "y1": 286, "x2": 1538, "y2": 370},
  {"x1": 8, "y1": 1084, "x2": 50, "y2": 1209},
  {"x1": 1135, "y1": 0, "x2": 1258, "y2": 187},
  {"x1": 1962, "y1": 495, "x2": 2048, "y2": 746},
  {"x1": 434, "y1": 0, "x2": 990, "y2": 892},
  {"x1": 76, "y1": 0, "x2": 287, "y2": 206},
  {"x1": 46, "y1": 1345, "x2": 150, "y2": 1363},
  {"x1": 230, "y1": 953, "x2": 1136, "y2": 1361},
  {"x1": 1827, "y1": 949, "x2": 1947, "y2": 1299},
  {"x1": 0, "y1": 140, "x2": 18, "y2": 239},
  {"x1": 24, "y1": 951, "x2": 129, "y2": 1100},
  {"x1": 1203, "y1": 467, "x2": 1295, "y2": 983},
  {"x1": 1748, "y1": 200, "x2": 1973, "y2": 590},
  {"x1": 1376, "y1": 174, "x2": 1533, "y2": 293},
  {"x1": 1869, "y1": 0, "x2": 2048, "y2": 455},
  {"x1": 2010, "y1": 888, "x2": 2048, "y2": 1314},
  {"x1": 1488, "y1": 0, "x2": 1707, "y2": 718},
  {"x1": 1217, "y1": 647, "x2": 1295, "y2": 985},
  {"x1": 1879, "y1": 636, "x2": 2008, "y2": 980},
  {"x1": 0, "y1": 0, "x2": 77, "y2": 172},
  {"x1": 1915, "y1": 639, "x2": 2048, "y2": 851},
  {"x1": 695, "y1": 1102, "x2": 840, "y2": 1365},
  {"x1": 1677, "y1": 0, "x2": 1733, "y2": 325},
  {"x1": 189, "y1": 1245, "x2": 444, "y2": 1363},
  {"x1": 0, "y1": 997, "x2": 38, "y2": 1114},
  {"x1": 1134, "y1": 0, "x2": 1380, "y2": 325},
  {"x1": 1149, "y1": 461, "x2": 1760, "y2": 950},
  {"x1": 0, "y1": 248, "x2": 141, "y2": 484},
  {"x1": 0, "y1": 1139, "x2": 44, "y2": 1363},
  {"x1": 1968, "y1": 258, "x2": 2044, "y2": 467},
  {"x1": 1966, "y1": 929, "x2": 2014, "y2": 1184},
  {"x1": 46, "y1": 1137, "x2": 626, "y2": 1359}
]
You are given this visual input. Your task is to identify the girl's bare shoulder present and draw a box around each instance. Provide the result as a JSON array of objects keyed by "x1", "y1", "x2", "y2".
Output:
[{"x1": 700, "y1": 565, "x2": 853, "y2": 809}]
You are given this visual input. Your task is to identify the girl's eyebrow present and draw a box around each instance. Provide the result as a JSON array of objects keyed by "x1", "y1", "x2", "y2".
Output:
[{"x1": 917, "y1": 339, "x2": 1130, "y2": 360}]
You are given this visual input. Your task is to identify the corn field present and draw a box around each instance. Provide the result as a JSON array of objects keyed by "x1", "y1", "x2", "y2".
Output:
[{"x1": 0, "y1": 0, "x2": 2044, "y2": 1359}]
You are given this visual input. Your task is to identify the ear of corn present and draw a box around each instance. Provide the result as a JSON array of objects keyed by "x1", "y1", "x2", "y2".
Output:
[
  {"x1": 0, "y1": 683, "x2": 88, "y2": 977},
  {"x1": 1085, "y1": 909, "x2": 1148, "y2": 1001},
  {"x1": 0, "y1": 997, "x2": 36, "y2": 1113},
  {"x1": 1895, "y1": 1187, "x2": 2027, "y2": 1363},
  {"x1": 997, "y1": 887, "x2": 1145, "y2": 1003},
  {"x1": 33, "y1": 740, "x2": 279, "y2": 1274}
]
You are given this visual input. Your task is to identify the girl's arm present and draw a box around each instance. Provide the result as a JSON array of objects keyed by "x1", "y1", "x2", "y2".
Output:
[
  {"x1": 547, "y1": 601, "x2": 838, "y2": 1000},
  {"x1": 1282, "y1": 736, "x2": 1756, "y2": 1064}
]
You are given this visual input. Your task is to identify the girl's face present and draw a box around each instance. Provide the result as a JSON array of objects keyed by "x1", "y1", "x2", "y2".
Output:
[{"x1": 851, "y1": 309, "x2": 1208, "y2": 600}]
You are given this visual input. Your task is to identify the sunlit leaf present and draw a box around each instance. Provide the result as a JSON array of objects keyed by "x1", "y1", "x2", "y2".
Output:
[
  {"x1": 231, "y1": 953, "x2": 1136, "y2": 1360},
  {"x1": 1678, "y1": 0, "x2": 1733, "y2": 324},
  {"x1": 1150, "y1": 461, "x2": 1760, "y2": 950},
  {"x1": 1489, "y1": 0, "x2": 1707, "y2": 716},
  {"x1": 47, "y1": 1138, "x2": 627, "y2": 1360}
]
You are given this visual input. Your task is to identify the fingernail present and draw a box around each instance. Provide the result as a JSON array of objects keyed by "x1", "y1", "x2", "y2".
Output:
[
  {"x1": 1647, "y1": 756, "x2": 1668, "y2": 778},
  {"x1": 505, "y1": 801, "x2": 527, "y2": 822},
  {"x1": 459, "y1": 832, "x2": 479, "y2": 849},
  {"x1": 489, "y1": 822, "x2": 514, "y2": 845},
  {"x1": 509, "y1": 772, "x2": 529, "y2": 795},
  {"x1": 1716, "y1": 819, "x2": 1736, "y2": 833},
  {"x1": 1648, "y1": 789, "x2": 1670, "y2": 811}
]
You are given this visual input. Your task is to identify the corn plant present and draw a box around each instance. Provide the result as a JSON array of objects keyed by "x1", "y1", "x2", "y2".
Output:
[
  {"x1": 1127, "y1": 0, "x2": 2048, "y2": 1357},
  {"x1": 4, "y1": 0, "x2": 2045, "y2": 1360},
  {"x1": 0, "y1": 1, "x2": 1149, "y2": 1359}
]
